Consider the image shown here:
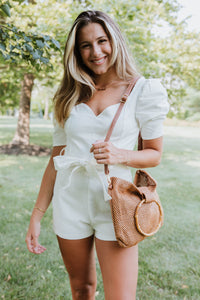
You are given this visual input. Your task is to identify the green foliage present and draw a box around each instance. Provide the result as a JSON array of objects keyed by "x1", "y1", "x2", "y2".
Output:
[
  {"x1": 0, "y1": 0, "x2": 62, "y2": 112},
  {"x1": 0, "y1": 23, "x2": 61, "y2": 69},
  {"x1": 178, "y1": 87, "x2": 200, "y2": 121},
  {"x1": 0, "y1": 2, "x2": 11, "y2": 17},
  {"x1": 0, "y1": 0, "x2": 200, "y2": 118},
  {"x1": 81, "y1": 0, "x2": 200, "y2": 118},
  {"x1": 0, "y1": 0, "x2": 61, "y2": 69},
  {"x1": 0, "y1": 72, "x2": 21, "y2": 114}
]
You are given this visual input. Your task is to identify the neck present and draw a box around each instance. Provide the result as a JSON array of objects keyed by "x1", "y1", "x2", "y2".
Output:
[{"x1": 94, "y1": 67, "x2": 120, "y2": 87}]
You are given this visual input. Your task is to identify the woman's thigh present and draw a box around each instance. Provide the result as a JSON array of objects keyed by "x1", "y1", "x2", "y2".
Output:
[
  {"x1": 95, "y1": 238, "x2": 138, "y2": 300},
  {"x1": 57, "y1": 235, "x2": 97, "y2": 299}
]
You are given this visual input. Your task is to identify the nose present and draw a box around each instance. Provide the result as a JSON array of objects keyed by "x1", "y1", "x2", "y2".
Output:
[{"x1": 92, "y1": 43, "x2": 101, "y2": 57}]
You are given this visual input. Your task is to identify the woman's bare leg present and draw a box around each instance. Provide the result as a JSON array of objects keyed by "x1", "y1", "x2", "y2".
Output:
[
  {"x1": 95, "y1": 238, "x2": 138, "y2": 300},
  {"x1": 57, "y1": 235, "x2": 97, "y2": 300}
]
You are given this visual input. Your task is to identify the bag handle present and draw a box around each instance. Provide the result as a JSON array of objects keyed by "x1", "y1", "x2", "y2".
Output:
[{"x1": 104, "y1": 76, "x2": 141, "y2": 175}]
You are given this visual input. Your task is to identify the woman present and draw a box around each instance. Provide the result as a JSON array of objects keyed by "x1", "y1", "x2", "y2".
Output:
[{"x1": 26, "y1": 10, "x2": 169, "y2": 300}]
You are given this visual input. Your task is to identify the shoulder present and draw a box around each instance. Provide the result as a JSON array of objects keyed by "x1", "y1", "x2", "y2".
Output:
[
  {"x1": 52, "y1": 118, "x2": 67, "y2": 147},
  {"x1": 136, "y1": 77, "x2": 169, "y2": 113},
  {"x1": 135, "y1": 78, "x2": 169, "y2": 139},
  {"x1": 140, "y1": 78, "x2": 168, "y2": 99}
]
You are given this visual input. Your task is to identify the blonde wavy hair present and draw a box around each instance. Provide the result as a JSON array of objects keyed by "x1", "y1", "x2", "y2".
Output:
[{"x1": 53, "y1": 10, "x2": 139, "y2": 126}]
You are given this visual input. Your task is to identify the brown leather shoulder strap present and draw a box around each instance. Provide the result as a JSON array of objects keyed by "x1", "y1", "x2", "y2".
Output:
[
  {"x1": 137, "y1": 131, "x2": 143, "y2": 151},
  {"x1": 104, "y1": 76, "x2": 141, "y2": 175}
]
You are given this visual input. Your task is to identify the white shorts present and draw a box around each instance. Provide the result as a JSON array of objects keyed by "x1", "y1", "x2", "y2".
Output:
[{"x1": 52, "y1": 159, "x2": 132, "y2": 241}]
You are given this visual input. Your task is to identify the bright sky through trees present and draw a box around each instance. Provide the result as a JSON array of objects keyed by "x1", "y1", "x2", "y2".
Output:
[{"x1": 178, "y1": 0, "x2": 200, "y2": 31}]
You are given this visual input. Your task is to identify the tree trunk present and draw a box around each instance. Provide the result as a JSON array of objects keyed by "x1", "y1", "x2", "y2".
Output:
[
  {"x1": 12, "y1": 73, "x2": 34, "y2": 145},
  {"x1": 44, "y1": 98, "x2": 49, "y2": 120}
]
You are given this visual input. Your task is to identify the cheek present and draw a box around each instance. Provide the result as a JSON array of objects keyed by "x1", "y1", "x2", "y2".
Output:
[
  {"x1": 104, "y1": 43, "x2": 112, "y2": 55},
  {"x1": 80, "y1": 50, "x2": 89, "y2": 63}
]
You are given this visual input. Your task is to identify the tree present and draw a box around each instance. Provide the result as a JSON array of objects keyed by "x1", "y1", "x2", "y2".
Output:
[
  {"x1": 1, "y1": 0, "x2": 200, "y2": 132},
  {"x1": 0, "y1": 0, "x2": 60, "y2": 67},
  {"x1": 12, "y1": 73, "x2": 34, "y2": 145},
  {"x1": 0, "y1": 0, "x2": 61, "y2": 145}
]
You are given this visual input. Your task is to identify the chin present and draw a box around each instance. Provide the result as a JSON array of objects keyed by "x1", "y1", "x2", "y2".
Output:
[{"x1": 93, "y1": 68, "x2": 108, "y2": 75}]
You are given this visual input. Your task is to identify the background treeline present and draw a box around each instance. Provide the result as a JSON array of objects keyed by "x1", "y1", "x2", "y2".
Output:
[{"x1": 1, "y1": 0, "x2": 200, "y2": 121}]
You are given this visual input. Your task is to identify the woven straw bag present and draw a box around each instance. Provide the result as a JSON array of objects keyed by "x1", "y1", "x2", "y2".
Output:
[
  {"x1": 108, "y1": 170, "x2": 163, "y2": 247},
  {"x1": 104, "y1": 77, "x2": 164, "y2": 247}
]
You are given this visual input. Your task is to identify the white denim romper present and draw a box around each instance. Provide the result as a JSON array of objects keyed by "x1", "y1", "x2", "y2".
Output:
[{"x1": 52, "y1": 77, "x2": 169, "y2": 240}]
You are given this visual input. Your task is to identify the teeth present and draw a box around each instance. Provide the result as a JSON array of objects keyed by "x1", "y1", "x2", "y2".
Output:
[{"x1": 93, "y1": 57, "x2": 105, "y2": 64}]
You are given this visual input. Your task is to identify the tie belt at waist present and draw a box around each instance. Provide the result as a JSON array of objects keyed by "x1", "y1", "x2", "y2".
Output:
[{"x1": 53, "y1": 154, "x2": 112, "y2": 202}]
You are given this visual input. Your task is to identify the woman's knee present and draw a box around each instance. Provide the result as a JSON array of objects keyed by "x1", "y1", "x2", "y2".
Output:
[{"x1": 70, "y1": 279, "x2": 97, "y2": 300}]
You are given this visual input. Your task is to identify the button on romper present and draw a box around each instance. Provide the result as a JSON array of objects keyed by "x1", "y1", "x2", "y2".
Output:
[{"x1": 52, "y1": 77, "x2": 169, "y2": 240}]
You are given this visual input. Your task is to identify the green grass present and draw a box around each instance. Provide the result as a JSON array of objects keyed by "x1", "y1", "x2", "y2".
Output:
[
  {"x1": 0, "y1": 117, "x2": 200, "y2": 299},
  {"x1": 0, "y1": 117, "x2": 53, "y2": 147}
]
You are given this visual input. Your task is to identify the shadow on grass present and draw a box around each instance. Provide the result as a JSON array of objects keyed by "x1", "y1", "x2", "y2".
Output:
[{"x1": 0, "y1": 144, "x2": 51, "y2": 156}]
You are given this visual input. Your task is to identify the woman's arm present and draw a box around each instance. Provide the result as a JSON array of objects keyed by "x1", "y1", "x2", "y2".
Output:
[
  {"x1": 90, "y1": 137, "x2": 163, "y2": 168},
  {"x1": 33, "y1": 146, "x2": 65, "y2": 215},
  {"x1": 120, "y1": 137, "x2": 163, "y2": 168},
  {"x1": 25, "y1": 145, "x2": 65, "y2": 254}
]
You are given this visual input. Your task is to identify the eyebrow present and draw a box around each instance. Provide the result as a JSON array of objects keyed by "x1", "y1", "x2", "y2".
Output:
[{"x1": 79, "y1": 35, "x2": 108, "y2": 46}]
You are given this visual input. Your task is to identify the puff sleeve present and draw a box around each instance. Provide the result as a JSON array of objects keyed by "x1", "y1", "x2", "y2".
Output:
[
  {"x1": 52, "y1": 119, "x2": 67, "y2": 146},
  {"x1": 136, "y1": 78, "x2": 169, "y2": 140}
]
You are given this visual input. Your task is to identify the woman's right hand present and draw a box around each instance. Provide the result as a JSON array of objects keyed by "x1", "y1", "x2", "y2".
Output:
[
  {"x1": 25, "y1": 212, "x2": 47, "y2": 254},
  {"x1": 25, "y1": 146, "x2": 60, "y2": 254}
]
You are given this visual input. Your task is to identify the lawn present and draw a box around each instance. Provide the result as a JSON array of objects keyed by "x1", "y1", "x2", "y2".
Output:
[{"x1": 0, "y1": 117, "x2": 200, "y2": 299}]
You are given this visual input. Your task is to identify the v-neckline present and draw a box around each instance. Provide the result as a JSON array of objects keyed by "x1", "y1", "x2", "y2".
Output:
[
  {"x1": 77, "y1": 76, "x2": 143, "y2": 118},
  {"x1": 80, "y1": 102, "x2": 120, "y2": 118}
]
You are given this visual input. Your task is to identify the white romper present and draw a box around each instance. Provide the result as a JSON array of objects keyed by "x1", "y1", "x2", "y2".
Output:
[{"x1": 52, "y1": 77, "x2": 169, "y2": 240}]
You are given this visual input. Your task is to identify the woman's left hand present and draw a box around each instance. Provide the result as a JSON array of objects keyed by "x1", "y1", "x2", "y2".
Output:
[{"x1": 90, "y1": 141, "x2": 124, "y2": 165}]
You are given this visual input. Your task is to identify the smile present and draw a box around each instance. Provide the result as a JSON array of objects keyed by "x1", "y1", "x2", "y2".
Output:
[{"x1": 91, "y1": 56, "x2": 106, "y2": 65}]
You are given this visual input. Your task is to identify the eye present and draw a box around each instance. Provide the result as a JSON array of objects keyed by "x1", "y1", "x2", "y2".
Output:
[
  {"x1": 80, "y1": 44, "x2": 90, "y2": 49},
  {"x1": 99, "y1": 39, "x2": 107, "y2": 44}
]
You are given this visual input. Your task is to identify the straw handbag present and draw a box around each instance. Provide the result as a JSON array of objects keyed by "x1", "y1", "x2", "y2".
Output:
[{"x1": 104, "y1": 77, "x2": 164, "y2": 247}]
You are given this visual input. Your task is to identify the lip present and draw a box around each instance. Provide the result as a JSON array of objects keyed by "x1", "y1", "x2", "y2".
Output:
[{"x1": 91, "y1": 56, "x2": 107, "y2": 65}]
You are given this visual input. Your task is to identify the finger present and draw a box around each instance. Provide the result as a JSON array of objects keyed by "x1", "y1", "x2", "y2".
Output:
[
  {"x1": 40, "y1": 246, "x2": 47, "y2": 252},
  {"x1": 32, "y1": 234, "x2": 40, "y2": 249},
  {"x1": 33, "y1": 243, "x2": 46, "y2": 253},
  {"x1": 26, "y1": 237, "x2": 34, "y2": 253},
  {"x1": 90, "y1": 140, "x2": 109, "y2": 152},
  {"x1": 92, "y1": 142, "x2": 107, "y2": 149},
  {"x1": 90, "y1": 144, "x2": 106, "y2": 153},
  {"x1": 90, "y1": 145, "x2": 94, "y2": 153},
  {"x1": 33, "y1": 244, "x2": 47, "y2": 254},
  {"x1": 93, "y1": 148, "x2": 105, "y2": 155},
  {"x1": 96, "y1": 158, "x2": 109, "y2": 164},
  {"x1": 94, "y1": 149, "x2": 111, "y2": 159}
]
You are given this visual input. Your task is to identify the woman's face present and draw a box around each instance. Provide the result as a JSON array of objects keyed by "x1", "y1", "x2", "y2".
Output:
[{"x1": 78, "y1": 22, "x2": 112, "y2": 76}]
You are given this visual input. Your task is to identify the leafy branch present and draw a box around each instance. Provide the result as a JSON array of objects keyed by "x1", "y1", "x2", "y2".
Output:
[{"x1": 0, "y1": 0, "x2": 61, "y2": 70}]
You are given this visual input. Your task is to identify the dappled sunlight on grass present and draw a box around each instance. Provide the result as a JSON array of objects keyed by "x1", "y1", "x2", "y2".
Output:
[
  {"x1": 0, "y1": 154, "x2": 45, "y2": 165},
  {"x1": 164, "y1": 125, "x2": 200, "y2": 138},
  {"x1": 0, "y1": 117, "x2": 53, "y2": 147},
  {"x1": 0, "y1": 118, "x2": 200, "y2": 299},
  {"x1": 30, "y1": 123, "x2": 53, "y2": 128},
  {"x1": 163, "y1": 152, "x2": 200, "y2": 166},
  {"x1": 0, "y1": 157, "x2": 20, "y2": 167},
  {"x1": 185, "y1": 160, "x2": 200, "y2": 168},
  {"x1": 0, "y1": 116, "x2": 53, "y2": 136}
]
